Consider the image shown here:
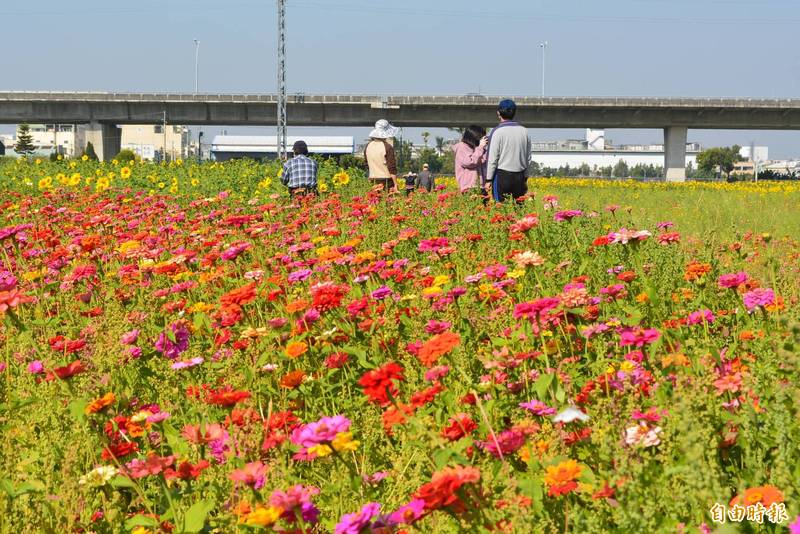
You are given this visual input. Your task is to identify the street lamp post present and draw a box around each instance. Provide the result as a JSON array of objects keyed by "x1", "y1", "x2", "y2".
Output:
[
  {"x1": 193, "y1": 39, "x2": 200, "y2": 95},
  {"x1": 539, "y1": 41, "x2": 548, "y2": 97}
]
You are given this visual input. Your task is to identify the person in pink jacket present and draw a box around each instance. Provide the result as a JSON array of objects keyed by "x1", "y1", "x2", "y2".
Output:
[{"x1": 453, "y1": 125, "x2": 488, "y2": 195}]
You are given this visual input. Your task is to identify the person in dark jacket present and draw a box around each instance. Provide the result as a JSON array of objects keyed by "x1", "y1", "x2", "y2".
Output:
[{"x1": 416, "y1": 163, "x2": 434, "y2": 192}]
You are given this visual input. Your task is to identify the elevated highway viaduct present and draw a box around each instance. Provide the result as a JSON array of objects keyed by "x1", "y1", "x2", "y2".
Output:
[{"x1": 2, "y1": 92, "x2": 800, "y2": 179}]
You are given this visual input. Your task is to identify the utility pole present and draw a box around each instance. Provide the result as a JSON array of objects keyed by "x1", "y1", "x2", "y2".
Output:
[
  {"x1": 277, "y1": 0, "x2": 287, "y2": 160},
  {"x1": 194, "y1": 39, "x2": 200, "y2": 95},
  {"x1": 539, "y1": 41, "x2": 548, "y2": 97},
  {"x1": 163, "y1": 111, "x2": 168, "y2": 163}
]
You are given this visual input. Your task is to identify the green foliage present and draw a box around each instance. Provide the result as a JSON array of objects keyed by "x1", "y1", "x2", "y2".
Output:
[
  {"x1": 82, "y1": 141, "x2": 99, "y2": 161},
  {"x1": 696, "y1": 145, "x2": 742, "y2": 176},
  {"x1": 115, "y1": 148, "x2": 137, "y2": 163},
  {"x1": 14, "y1": 123, "x2": 36, "y2": 156}
]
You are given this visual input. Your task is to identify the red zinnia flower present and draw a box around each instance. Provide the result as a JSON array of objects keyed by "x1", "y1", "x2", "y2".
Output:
[
  {"x1": 414, "y1": 465, "x2": 481, "y2": 512},
  {"x1": 359, "y1": 362, "x2": 405, "y2": 406},
  {"x1": 441, "y1": 414, "x2": 477, "y2": 441},
  {"x1": 53, "y1": 360, "x2": 86, "y2": 379},
  {"x1": 206, "y1": 387, "x2": 251, "y2": 407},
  {"x1": 417, "y1": 332, "x2": 460, "y2": 368},
  {"x1": 101, "y1": 441, "x2": 138, "y2": 460},
  {"x1": 164, "y1": 460, "x2": 210, "y2": 481}
]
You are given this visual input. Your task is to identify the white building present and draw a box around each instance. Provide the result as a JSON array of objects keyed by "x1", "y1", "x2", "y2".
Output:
[
  {"x1": 121, "y1": 125, "x2": 189, "y2": 161},
  {"x1": 531, "y1": 129, "x2": 767, "y2": 173},
  {"x1": 210, "y1": 135, "x2": 354, "y2": 161},
  {"x1": 27, "y1": 124, "x2": 83, "y2": 157}
]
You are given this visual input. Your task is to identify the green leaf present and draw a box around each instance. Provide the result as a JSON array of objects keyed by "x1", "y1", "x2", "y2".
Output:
[
  {"x1": 555, "y1": 387, "x2": 566, "y2": 403},
  {"x1": 125, "y1": 514, "x2": 160, "y2": 530},
  {"x1": 110, "y1": 475, "x2": 136, "y2": 489},
  {"x1": 68, "y1": 398, "x2": 89, "y2": 423},
  {"x1": 163, "y1": 422, "x2": 190, "y2": 457},
  {"x1": 0, "y1": 479, "x2": 44, "y2": 499},
  {"x1": 182, "y1": 499, "x2": 214, "y2": 533},
  {"x1": 533, "y1": 373, "x2": 554, "y2": 399},
  {"x1": 518, "y1": 476, "x2": 544, "y2": 502}
]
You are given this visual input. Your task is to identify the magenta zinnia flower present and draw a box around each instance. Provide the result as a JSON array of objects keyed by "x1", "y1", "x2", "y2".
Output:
[
  {"x1": 476, "y1": 429, "x2": 526, "y2": 458},
  {"x1": 290, "y1": 415, "x2": 351, "y2": 448},
  {"x1": 335, "y1": 503, "x2": 381, "y2": 534},
  {"x1": 743, "y1": 288, "x2": 775, "y2": 312},
  {"x1": 154, "y1": 322, "x2": 189, "y2": 359}
]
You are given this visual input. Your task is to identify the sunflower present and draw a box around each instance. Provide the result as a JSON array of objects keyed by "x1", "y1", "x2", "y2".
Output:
[
  {"x1": 332, "y1": 170, "x2": 350, "y2": 187},
  {"x1": 120, "y1": 166, "x2": 132, "y2": 179}
]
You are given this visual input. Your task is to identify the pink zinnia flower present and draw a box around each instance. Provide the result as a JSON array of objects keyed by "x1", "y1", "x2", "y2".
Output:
[
  {"x1": 553, "y1": 209, "x2": 583, "y2": 222},
  {"x1": 229, "y1": 461, "x2": 267, "y2": 489},
  {"x1": 619, "y1": 327, "x2": 660, "y2": 347},
  {"x1": 124, "y1": 454, "x2": 175, "y2": 478},
  {"x1": 120, "y1": 329, "x2": 140, "y2": 345},
  {"x1": 425, "y1": 320, "x2": 452, "y2": 335},
  {"x1": 686, "y1": 309, "x2": 714, "y2": 325},
  {"x1": 519, "y1": 399, "x2": 557, "y2": 416},
  {"x1": 718, "y1": 272, "x2": 748, "y2": 289}
]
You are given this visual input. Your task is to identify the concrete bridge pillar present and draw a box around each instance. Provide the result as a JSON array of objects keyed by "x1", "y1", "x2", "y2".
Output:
[
  {"x1": 664, "y1": 126, "x2": 687, "y2": 182},
  {"x1": 81, "y1": 122, "x2": 121, "y2": 161}
]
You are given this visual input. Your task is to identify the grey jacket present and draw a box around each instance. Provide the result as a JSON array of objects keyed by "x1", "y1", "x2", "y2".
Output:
[
  {"x1": 416, "y1": 170, "x2": 434, "y2": 191},
  {"x1": 486, "y1": 123, "x2": 531, "y2": 182}
]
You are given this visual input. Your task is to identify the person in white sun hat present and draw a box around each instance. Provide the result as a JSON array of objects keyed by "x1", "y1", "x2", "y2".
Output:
[{"x1": 364, "y1": 119, "x2": 399, "y2": 192}]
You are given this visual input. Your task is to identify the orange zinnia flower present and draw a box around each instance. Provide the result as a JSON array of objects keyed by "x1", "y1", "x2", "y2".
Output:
[
  {"x1": 730, "y1": 485, "x2": 784, "y2": 508},
  {"x1": 85, "y1": 392, "x2": 116, "y2": 415},
  {"x1": 280, "y1": 370, "x2": 306, "y2": 389},
  {"x1": 286, "y1": 299, "x2": 310, "y2": 314},
  {"x1": 684, "y1": 261, "x2": 712, "y2": 281},
  {"x1": 417, "y1": 332, "x2": 461, "y2": 368},
  {"x1": 285, "y1": 342, "x2": 308, "y2": 358},
  {"x1": 544, "y1": 459, "x2": 583, "y2": 497},
  {"x1": 220, "y1": 282, "x2": 258, "y2": 308}
]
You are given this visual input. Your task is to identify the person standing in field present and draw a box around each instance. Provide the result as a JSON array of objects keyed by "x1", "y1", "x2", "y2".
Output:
[
  {"x1": 485, "y1": 99, "x2": 531, "y2": 202},
  {"x1": 416, "y1": 163, "x2": 434, "y2": 192},
  {"x1": 364, "y1": 119, "x2": 399, "y2": 192},
  {"x1": 280, "y1": 140, "x2": 318, "y2": 198},
  {"x1": 453, "y1": 125, "x2": 488, "y2": 195}
]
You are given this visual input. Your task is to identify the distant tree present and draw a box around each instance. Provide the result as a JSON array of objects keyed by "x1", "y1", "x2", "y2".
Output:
[
  {"x1": 83, "y1": 142, "x2": 99, "y2": 161},
  {"x1": 15, "y1": 123, "x2": 36, "y2": 156},
  {"x1": 421, "y1": 131, "x2": 430, "y2": 148},
  {"x1": 613, "y1": 160, "x2": 630, "y2": 178},
  {"x1": 696, "y1": 146, "x2": 742, "y2": 178},
  {"x1": 416, "y1": 147, "x2": 443, "y2": 173},
  {"x1": 435, "y1": 136, "x2": 445, "y2": 155},
  {"x1": 115, "y1": 148, "x2": 137, "y2": 163},
  {"x1": 396, "y1": 139, "x2": 414, "y2": 173},
  {"x1": 577, "y1": 163, "x2": 591, "y2": 176},
  {"x1": 529, "y1": 161, "x2": 541, "y2": 176}
]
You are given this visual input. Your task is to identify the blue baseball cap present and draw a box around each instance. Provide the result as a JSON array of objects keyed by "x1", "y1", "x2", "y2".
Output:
[{"x1": 498, "y1": 99, "x2": 517, "y2": 114}]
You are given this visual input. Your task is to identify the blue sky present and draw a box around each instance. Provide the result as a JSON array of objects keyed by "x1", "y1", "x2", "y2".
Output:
[{"x1": 2, "y1": 0, "x2": 800, "y2": 157}]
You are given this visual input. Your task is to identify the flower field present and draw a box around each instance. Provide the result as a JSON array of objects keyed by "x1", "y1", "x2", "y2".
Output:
[{"x1": 1, "y1": 158, "x2": 800, "y2": 533}]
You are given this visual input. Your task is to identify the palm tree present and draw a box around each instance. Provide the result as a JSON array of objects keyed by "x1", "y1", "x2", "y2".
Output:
[
  {"x1": 435, "y1": 136, "x2": 445, "y2": 155},
  {"x1": 421, "y1": 131, "x2": 430, "y2": 147}
]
